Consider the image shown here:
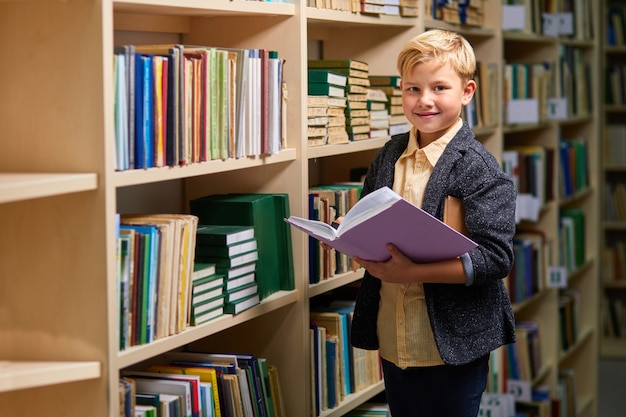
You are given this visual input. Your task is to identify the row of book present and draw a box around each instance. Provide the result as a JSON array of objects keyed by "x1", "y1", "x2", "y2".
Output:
[
  {"x1": 308, "y1": 182, "x2": 364, "y2": 283},
  {"x1": 503, "y1": 62, "x2": 555, "y2": 125},
  {"x1": 119, "y1": 351, "x2": 284, "y2": 417},
  {"x1": 503, "y1": 0, "x2": 593, "y2": 41},
  {"x1": 559, "y1": 138, "x2": 589, "y2": 199},
  {"x1": 502, "y1": 146, "x2": 553, "y2": 223},
  {"x1": 427, "y1": 0, "x2": 486, "y2": 27},
  {"x1": 559, "y1": 208, "x2": 586, "y2": 273},
  {"x1": 310, "y1": 301, "x2": 382, "y2": 416},
  {"x1": 117, "y1": 213, "x2": 199, "y2": 349},
  {"x1": 602, "y1": 182, "x2": 626, "y2": 222},
  {"x1": 608, "y1": 4, "x2": 626, "y2": 46},
  {"x1": 509, "y1": 231, "x2": 548, "y2": 304},
  {"x1": 604, "y1": 63, "x2": 626, "y2": 106},
  {"x1": 602, "y1": 295, "x2": 626, "y2": 339},
  {"x1": 506, "y1": 321, "x2": 543, "y2": 383},
  {"x1": 306, "y1": 0, "x2": 418, "y2": 17},
  {"x1": 559, "y1": 288, "x2": 581, "y2": 353},
  {"x1": 113, "y1": 45, "x2": 285, "y2": 171},
  {"x1": 115, "y1": 193, "x2": 294, "y2": 350},
  {"x1": 601, "y1": 238, "x2": 626, "y2": 283},
  {"x1": 463, "y1": 61, "x2": 499, "y2": 129}
]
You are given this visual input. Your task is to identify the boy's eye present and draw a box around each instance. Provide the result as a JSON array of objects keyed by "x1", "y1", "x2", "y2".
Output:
[
  {"x1": 407, "y1": 86, "x2": 419, "y2": 92},
  {"x1": 434, "y1": 85, "x2": 446, "y2": 91}
]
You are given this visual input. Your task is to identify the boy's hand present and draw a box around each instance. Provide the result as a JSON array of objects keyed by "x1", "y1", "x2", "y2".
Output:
[{"x1": 353, "y1": 243, "x2": 418, "y2": 283}]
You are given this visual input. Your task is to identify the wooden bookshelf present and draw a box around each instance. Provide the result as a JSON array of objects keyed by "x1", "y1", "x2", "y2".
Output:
[
  {"x1": 501, "y1": 2, "x2": 600, "y2": 416},
  {"x1": 0, "y1": 1, "x2": 601, "y2": 416},
  {"x1": 601, "y1": 0, "x2": 626, "y2": 361}
]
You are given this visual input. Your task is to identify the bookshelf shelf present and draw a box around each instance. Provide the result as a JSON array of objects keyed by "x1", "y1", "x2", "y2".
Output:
[
  {"x1": 306, "y1": 137, "x2": 390, "y2": 159},
  {"x1": 0, "y1": 361, "x2": 101, "y2": 393},
  {"x1": 318, "y1": 380, "x2": 385, "y2": 417},
  {"x1": 502, "y1": 31, "x2": 558, "y2": 43},
  {"x1": 0, "y1": 173, "x2": 98, "y2": 204},
  {"x1": 116, "y1": 290, "x2": 298, "y2": 369},
  {"x1": 0, "y1": 0, "x2": 602, "y2": 416},
  {"x1": 308, "y1": 269, "x2": 365, "y2": 298},
  {"x1": 424, "y1": 19, "x2": 496, "y2": 36},
  {"x1": 113, "y1": 149, "x2": 297, "y2": 188},
  {"x1": 306, "y1": 7, "x2": 416, "y2": 27},
  {"x1": 114, "y1": 0, "x2": 295, "y2": 17}
]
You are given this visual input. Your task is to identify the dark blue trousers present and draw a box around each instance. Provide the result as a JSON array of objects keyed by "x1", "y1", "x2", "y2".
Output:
[{"x1": 381, "y1": 354, "x2": 489, "y2": 417}]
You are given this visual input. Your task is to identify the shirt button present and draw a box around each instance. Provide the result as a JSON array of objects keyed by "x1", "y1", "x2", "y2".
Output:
[{"x1": 416, "y1": 162, "x2": 423, "y2": 168}]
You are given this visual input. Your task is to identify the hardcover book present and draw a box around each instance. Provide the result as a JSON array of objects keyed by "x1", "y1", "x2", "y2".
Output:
[{"x1": 285, "y1": 186, "x2": 476, "y2": 263}]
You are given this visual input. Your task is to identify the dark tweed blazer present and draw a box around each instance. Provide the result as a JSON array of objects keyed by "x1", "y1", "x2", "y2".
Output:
[{"x1": 350, "y1": 121, "x2": 517, "y2": 365}]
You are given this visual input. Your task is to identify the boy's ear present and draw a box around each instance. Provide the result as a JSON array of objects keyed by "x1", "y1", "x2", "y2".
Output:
[{"x1": 462, "y1": 79, "x2": 477, "y2": 105}]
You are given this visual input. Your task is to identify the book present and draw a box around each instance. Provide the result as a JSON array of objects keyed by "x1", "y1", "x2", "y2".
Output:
[
  {"x1": 193, "y1": 262, "x2": 217, "y2": 280},
  {"x1": 308, "y1": 82, "x2": 345, "y2": 98},
  {"x1": 195, "y1": 239, "x2": 258, "y2": 258},
  {"x1": 285, "y1": 186, "x2": 477, "y2": 262},
  {"x1": 197, "y1": 249, "x2": 259, "y2": 269},
  {"x1": 307, "y1": 69, "x2": 348, "y2": 87},
  {"x1": 224, "y1": 281, "x2": 258, "y2": 303},
  {"x1": 196, "y1": 225, "x2": 255, "y2": 246},
  {"x1": 224, "y1": 293, "x2": 260, "y2": 314},
  {"x1": 308, "y1": 59, "x2": 369, "y2": 72},
  {"x1": 192, "y1": 273, "x2": 224, "y2": 295}
]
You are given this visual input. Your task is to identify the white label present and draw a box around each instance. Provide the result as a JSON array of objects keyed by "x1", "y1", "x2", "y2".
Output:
[
  {"x1": 507, "y1": 379, "x2": 532, "y2": 402},
  {"x1": 548, "y1": 266, "x2": 568, "y2": 288},
  {"x1": 548, "y1": 97, "x2": 568, "y2": 120},
  {"x1": 507, "y1": 99, "x2": 539, "y2": 124},
  {"x1": 502, "y1": 5, "x2": 527, "y2": 31}
]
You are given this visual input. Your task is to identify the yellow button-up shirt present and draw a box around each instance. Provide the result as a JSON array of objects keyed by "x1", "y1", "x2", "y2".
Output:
[{"x1": 377, "y1": 119, "x2": 463, "y2": 368}]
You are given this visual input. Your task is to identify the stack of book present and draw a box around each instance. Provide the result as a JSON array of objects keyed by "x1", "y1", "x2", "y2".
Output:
[
  {"x1": 309, "y1": 59, "x2": 371, "y2": 141},
  {"x1": 307, "y1": 69, "x2": 349, "y2": 146},
  {"x1": 369, "y1": 75, "x2": 410, "y2": 136},
  {"x1": 189, "y1": 193, "x2": 295, "y2": 301},
  {"x1": 194, "y1": 224, "x2": 260, "y2": 315},
  {"x1": 307, "y1": 95, "x2": 348, "y2": 147},
  {"x1": 399, "y1": 0, "x2": 418, "y2": 17},
  {"x1": 190, "y1": 262, "x2": 225, "y2": 325},
  {"x1": 366, "y1": 88, "x2": 390, "y2": 138}
]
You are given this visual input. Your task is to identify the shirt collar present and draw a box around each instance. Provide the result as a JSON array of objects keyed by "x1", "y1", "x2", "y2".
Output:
[{"x1": 399, "y1": 118, "x2": 463, "y2": 166}]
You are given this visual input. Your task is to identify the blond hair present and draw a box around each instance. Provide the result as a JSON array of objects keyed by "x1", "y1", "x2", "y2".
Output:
[{"x1": 397, "y1": 29, "x2": 476, "y2": 82}]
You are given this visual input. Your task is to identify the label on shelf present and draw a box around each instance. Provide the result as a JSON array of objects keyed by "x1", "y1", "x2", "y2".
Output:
[{"x1": 547, "y1": 266, "x2": 568, "y2": 288}]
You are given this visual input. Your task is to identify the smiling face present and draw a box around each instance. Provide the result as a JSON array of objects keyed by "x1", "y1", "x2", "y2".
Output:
[{"x1": 401, "y1": 60, "x2": 476, "y2": 146}]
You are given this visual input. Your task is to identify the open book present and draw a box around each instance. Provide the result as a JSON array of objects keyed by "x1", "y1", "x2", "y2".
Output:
[{"x1": 285, "y1": 186, "x2": 477, "y2": 263}]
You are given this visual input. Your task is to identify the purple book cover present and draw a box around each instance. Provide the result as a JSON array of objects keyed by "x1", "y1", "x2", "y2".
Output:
[{"x1": 286, "y1": 187, "x2": 477, "y2": 263}]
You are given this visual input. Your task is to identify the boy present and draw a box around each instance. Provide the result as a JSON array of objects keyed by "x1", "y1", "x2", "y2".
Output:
[{"x1": 349, "y1": 29, "x2": 517, "y2": 417}]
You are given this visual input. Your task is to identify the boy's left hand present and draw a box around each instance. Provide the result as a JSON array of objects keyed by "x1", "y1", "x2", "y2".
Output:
[{"x1": 353, "y1": 243, "x2": 418, "y2": 283}]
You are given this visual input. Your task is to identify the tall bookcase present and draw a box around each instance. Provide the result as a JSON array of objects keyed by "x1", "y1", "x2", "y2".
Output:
[
  {"x1": 0, "y1": 1, "x2": 600, "y2": 416},
  {"x1": 601, "y1": 0, "x2": 626, "y2": 361},
  {"x1": 500, "y1": 1, "x2": 600, "y2": 416}
]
